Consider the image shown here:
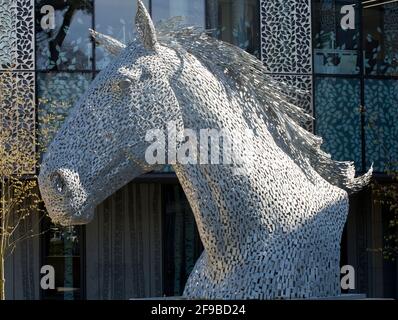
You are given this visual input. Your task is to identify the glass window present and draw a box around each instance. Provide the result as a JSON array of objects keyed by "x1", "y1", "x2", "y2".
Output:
[
  {"x1": 41, "y1": 219, "x2": 83, "y2": 300},
  {"x1": 94, "y1": 0, "x2": 149, "y2": 70},
  {"x1": 37, "y1": 72, "x2": 92, "y2": 154},
  {"x1": 365, "y1": 79, "x2": 398, "y2": 172},
  {"x1": 313, "y1": 0, "x2": 361, "y2": 75},
  {"x1": 315, "y1": 77, "x2": 362, "y2": 169},
  {"x1": 152, "y1": 0, "x2": 205, "y2": 27},
  {"x1": 363, "y1": 1, "x2": 398, "y2": 76},
  {"x1": 35, "y1": 0, "x2": 93, "y2": 71},
  {"x1": 206, "y1": 0, "x2": 260, "y2": 58}
]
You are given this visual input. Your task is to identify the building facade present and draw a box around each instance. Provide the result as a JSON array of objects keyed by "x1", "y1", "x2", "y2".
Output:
[{"x1": 0, "y1": 0, "x2": 397, "y2": 299}]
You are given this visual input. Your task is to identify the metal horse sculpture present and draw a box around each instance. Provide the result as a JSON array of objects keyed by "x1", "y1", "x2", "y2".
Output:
[{"x1": 38, "y1": 1, "x2": 372, "y2": 299}]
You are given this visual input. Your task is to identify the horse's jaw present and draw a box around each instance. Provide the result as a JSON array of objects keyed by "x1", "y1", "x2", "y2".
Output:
[
  {"x1": 50, "y1": 206, "x2": 95, "y2": 227},
  {"x1": 38, "y1": 145, "x2": 149, "y2": 227}
]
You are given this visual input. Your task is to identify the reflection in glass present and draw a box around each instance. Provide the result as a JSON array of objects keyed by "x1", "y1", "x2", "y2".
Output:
[
  {"x1": 363, "y1": 2, "x2": 398, "y2": 76},
  {"x1": 37, "y1": 73, "x2": 92, "y2": 153},
  {"x1": 315, "y1": 77, "x2": 362, "y2": 170},
  {"x1": 95, "y1": 0, "x2": 149, "y2": 70},
  {"x1": 313, "y1": 0, "x2": 360, "y2": 74},
  {"x1": 35, "y1": 0, "x2": 93, "y2": 70},
  {"x1": 365, "y1": 79, "x2": 398, "y2": 172},
  {"x1": 42, "y1": 220, "x2": 83, "y2": 300},
  {"x1": 152, "y1": 0, "x2": 205, "y2": 27},
  {"x1": 206, "y1": 0, "x2": 260, "y2": 58}
]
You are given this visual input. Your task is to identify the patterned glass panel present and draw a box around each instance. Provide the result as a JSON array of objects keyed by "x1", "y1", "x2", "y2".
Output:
[
  {"x1": 365, "y1": 79, "x2": 398, "y2": 172},
  {"x1": 95, "y1": 0, "x2": 149, "y2": 70},
  {"x1": 37, "y1": 72, "x2": 92, "y2": 154},
  {"x1": 0, "y1": 0, "x2": 35, "y2": 70},
  {"x1": 0, "y1": 0, "x2": 14, "y2": 68},
  {"x1": 363, "y1": 2, "x2": 398, "y2": 76},
  {"x1": 315, "y1": 77, "x2": 362, "y2": 169},
  {"x1": 0, "y1": 0, "x2": 35, "y2": 174},
  {"x1": 0, "y1": 71, "x2": 35, "y2": 173},
  {"x1": 313, "y1": 0, "x2": 361, "y2": 75},
  {"x1": 35, "y1": 0, "x2": 93, "y2": 71},
  {"x1": 261, "y1": 0, "x2": 312, "y2": 73},
  {"x1": 207, "y1": 0, "x2": 260, "y2": 58}
]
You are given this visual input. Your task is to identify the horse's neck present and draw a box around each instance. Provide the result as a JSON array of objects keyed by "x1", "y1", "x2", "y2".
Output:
[
  {"x1": 171, "y1": 65, "x2": 276, "y2": 263},
  {"x1": 173, "y1": 141, "x2": 338, "y2": 268},
  {"x1": 174, "y1": 163, "x2": 260, "y2": 264},
  {"x1": 169, "y1": 63, "x2": 245, "y2": 233},
  {"x1": 171, "y1": 57, "x2": 339, "y2": 267}
]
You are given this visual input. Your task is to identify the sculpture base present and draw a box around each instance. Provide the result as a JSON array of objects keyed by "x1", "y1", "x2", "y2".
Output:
[
  {"x1": 299, "y1": 294, "x2": 367, "y2": 300},
  {"x1": 131, "y1": 294, "x2": 367, "y2": 300}
]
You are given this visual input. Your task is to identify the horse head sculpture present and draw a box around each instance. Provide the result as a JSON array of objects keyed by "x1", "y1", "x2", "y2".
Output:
[{"x1": 38, "y1": 0, "x2": 372, "y2": 299}]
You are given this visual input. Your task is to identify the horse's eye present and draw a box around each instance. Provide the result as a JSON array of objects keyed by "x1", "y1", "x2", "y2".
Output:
[
  {"x1": 51, "y1": 172, "x2": 66, "y2": 195},
  {"x1": 118, "y1": 79, "x2": 132, "y2": 90},
  {"x1": 140, "y1": 69, "x2": 151, "y2": 81}
]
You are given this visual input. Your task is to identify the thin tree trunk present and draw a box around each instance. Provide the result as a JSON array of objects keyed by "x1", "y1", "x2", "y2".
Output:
[
  {"x1": 1, "y1": 176, "x2": 6, "y2": 300},
  {"x1": 0, "y1": 253, "x2": 5, "y2": 300}
]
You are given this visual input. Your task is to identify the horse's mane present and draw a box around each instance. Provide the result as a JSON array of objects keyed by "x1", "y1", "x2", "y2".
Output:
[{"x1": 156, "y1": 19, "x2": 372, "y2": 192}]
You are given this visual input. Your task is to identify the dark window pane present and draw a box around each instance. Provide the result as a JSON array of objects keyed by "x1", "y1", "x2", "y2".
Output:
[
  {"x1": 163, "y1": 184, "x2": 203, "y2": 296},
  {"x1": 152, "y1": 0, "x2": 205, "y2": 27},
  {"x1": 37, "y1": 72, "x2": 92, "y2": 153},
  {"x1": 42, "y1": 218, "x2": 83, "y2": 300},
  {"x1": 206, "y1": 0, "x2": 260, "y2": 58},
  {"x1": 363, "y1": 2, "x2": 398, "y2": 76},
  {"x1": 315, "y1": 77, "x2": 362, "y2": 169},
  {"x1": 365, "y1": 79, "x2": 398, "y2": 172},
  {"x1": 313, "y1": 0, "x2": 361, "y2": 74},
  {"x1": 94, "y1": 0, "x2": 149, "y2": 70},
  {"x1": 381, "y1": 205, "x2": 398, "y2": 298},
  {"x1": 35, "y1": 0, "x2": 93, "y2": 70}
]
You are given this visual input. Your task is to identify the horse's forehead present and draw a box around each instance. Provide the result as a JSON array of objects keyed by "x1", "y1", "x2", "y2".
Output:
[
  {"x1": 91, "y1": 45, "x2": 181, "y2": 90},
  {"x1": 103, "y1": 53, "x2": 162, "y2": 79}
]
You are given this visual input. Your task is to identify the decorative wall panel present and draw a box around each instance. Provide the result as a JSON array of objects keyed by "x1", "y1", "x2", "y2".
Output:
[
  {"x1": 0, "y1": 71, "x2": 36, "y2": 173},
  {"x1": 0, "y1": 0, "x2": 35, "y2": 70},
  {"x1": 260, "y1": 0, "x2": 313, "y2": 131},
  {"x1": 260, "y1": 0, "x2": 312, "y2": 74},
  {"x1": 0, "y1": 0, "x2": 35, "y2": 174}
]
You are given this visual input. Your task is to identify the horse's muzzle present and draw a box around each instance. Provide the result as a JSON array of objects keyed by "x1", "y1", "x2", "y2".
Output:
[{"x1": 49, "y1": 207, "x2": 95, "y2": 226}]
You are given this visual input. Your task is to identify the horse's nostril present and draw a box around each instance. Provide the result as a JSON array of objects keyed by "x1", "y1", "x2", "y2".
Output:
[{"x1": 51, "y1": 171, "x2": 67, "y2": 195}]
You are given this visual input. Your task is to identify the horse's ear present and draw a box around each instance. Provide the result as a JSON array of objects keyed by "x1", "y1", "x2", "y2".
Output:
[
  {"x1": 135, "y1": 0, "x2": 158, "y2": 51},
  {"x1": 89, "y1": 29, "x2": 126, "y2": 56}
]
